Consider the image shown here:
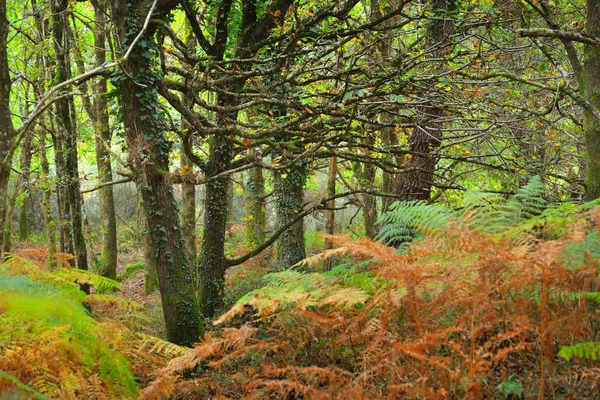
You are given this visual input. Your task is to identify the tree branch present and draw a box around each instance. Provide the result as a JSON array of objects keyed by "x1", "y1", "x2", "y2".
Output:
[{"x1": 518, "y1": 28, "x2": 600, "y2": 46}]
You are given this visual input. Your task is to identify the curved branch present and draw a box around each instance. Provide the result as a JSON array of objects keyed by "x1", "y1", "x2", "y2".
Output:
[{"x1": 518, "y1": 28, "x2": 600, "y2": 46}]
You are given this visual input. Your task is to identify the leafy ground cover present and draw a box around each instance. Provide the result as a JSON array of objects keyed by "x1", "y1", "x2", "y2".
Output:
[{"x1": 2, "y1": 197, "x2": 600, "y2": 399}]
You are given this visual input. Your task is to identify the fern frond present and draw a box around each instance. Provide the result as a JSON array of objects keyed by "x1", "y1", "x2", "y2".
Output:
[
  {"x1": 137, "y1": 334, "x2": 188, "y2": 359},
  {"x1": 376, "y1": 201, "x2": 454, "y2": 245},
  {"x1": 87, "y1": 294, "x2": 145, "y2": 312},
  {"x1": 585, "y1": 292, "x2": 600, "y2": 304},
  {"x1": 0, "y1": 371, "x2": 50, "y2": 400},
  {"x1": 505, "y1": 175, "x2": 546, "y2": 221},
  {"x1": 52, "y1": 268, "x2": 122, "y2": 293},
  {"x1": 293, "y1": 246, "x2": 349, "y2": 270},
  {"x1": 558, "y1": 342, "x2": 600, "y2": 361},
  {"x1": 215, "y1": 270, "x2": 371, "y2": 324}
]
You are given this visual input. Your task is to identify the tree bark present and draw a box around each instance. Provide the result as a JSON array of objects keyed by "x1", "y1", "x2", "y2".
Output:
[
  {"x1": 50, "y1": 108, "x2": 73, "y2": 257},
  {"x1": 325, "y1": 156, "x2": 336, "y2": 248},
  {"x1": 584, "y1": 0, "x2": 600, "y2": 200},
  {"x1": 92, "y1": 0, "x2": 118, "y2": 279},
  {"x1": 141, "y1": 195, "x2": 158, "y2": 294},
  {"x1": 180, "y1": 136, "x2": 197, "y2": 265},
  {"x1": 18, "y1": 134, "x2": 33, "y2": 241},
  {"x1": 198, "y1": 106, "x2": 233, "y2": 317},
  {"x1": 245, "y1": 148, "x2": 266, "y2": 248},
  {"x1": 110, "y1": 0, "x2": 201, "y2": 345},
  {"x1": 360, "y1": 160, "x2": 379, "y2": 239},
  {"x1": 395, "y1": 0, "x2": 457, "y2": 201},
  {"x1": 51, "y1": 0, "x2": 88, "y2": 273},
  {"x1": 274, "y1": 159, "x2": 307, "y2": 268},
  {"x1": 0, "y1": 0, "x2": 15, "y2": 259},
  {"x1": 39, "y1": 130, "x2": 57, "y2": 267},
  {"x1": 370, "y1": 0, "x2": 398, "y2": 215}
]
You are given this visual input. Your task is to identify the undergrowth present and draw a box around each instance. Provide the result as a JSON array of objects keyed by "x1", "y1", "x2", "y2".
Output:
[
  {"x1": 0, "y1": 251, "x2": 185, "y2": 399},
  {"x1": 3, "y1": 181, "x2": 600, "y2": 399},
  {"x1": 143, "y1": 196, "x2": 600, "y2": 399}
]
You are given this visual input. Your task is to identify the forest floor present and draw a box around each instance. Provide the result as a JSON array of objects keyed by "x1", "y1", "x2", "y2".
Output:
[{"x1": 5, "y1": 203, "x2": 600, "y2": 398}]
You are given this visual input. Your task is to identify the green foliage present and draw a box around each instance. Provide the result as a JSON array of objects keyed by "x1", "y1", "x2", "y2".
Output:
[
  {"x1": 324, "y1": 262, "x2": 382, "y2": 295},
  {"x1": 585, "y1": 292, "x2": 600, "y2": 304},
  {"x1": 0, "y1": 371, "x2": 50, "y2": 400},
  {"x1": 52, "y1": 267, "x2": 122, "y2": 293},
  {"x1": 0, "y1": 271, "x2": 137, "y2": 397},
  {"x1": 558, "y1": 342, "x2": 600, "y2": 361},
  {"x1": 496, "y1": 375, "x2": 524, "y2": 399},
  {"x1": 376, "y1": 200, "x2": 454, "y2": 245},
  {"x1": 120, "y1": 261, "x2": 145, "y2": 281},
  {"x1": 378, "y1": 176, "x2": 550, "y2": 245},
  {"x1": 463, "y1": 176, "x2": 546, "y2": 233},
  {"x1": 216, "y1": 269, "x2": 372, "y2": 324}
]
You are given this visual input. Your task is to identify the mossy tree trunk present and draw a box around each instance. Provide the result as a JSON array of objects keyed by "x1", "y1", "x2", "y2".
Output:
[
  {"x1": 275, "y1": 158, "x2": 307, "y2": 268},
  {"x1": 0, "y1": 0, "x2": 15, "y2": 259},
  {"x1": 178, "y1": 0, "x2": 295, "y2": 317},
  {"x1": 180, "y1": 135, "x2": 197, "y2": 266},
  {"x1": 179, "y1": 28, "x2": 197, "y2": 267},
  {"x1": 4, "y1": 162, "x2": 25, "y2": 253},
  {"x1": 245, "y1": 148, "x2": 266, "y2": 248},
  {"x1": 90, "y1": 0, "x2": 118, "y2": 279},
  {"x1": 325, "y1": 156, "x2": 336, "y2": 249},
  {"x1": 584, "y1": 0, "x2": 600, "y2": 200},
  {"x1": 141, "y1": 197, "x2": 158, "y2": 294},
  {"x1": 18, "y1": 134, "x2": 33, "y2": 242},
  {"x1": 38, "y1": 130, "x2": 57, "y2": 267},
  {"x1": 198, "y1": 102, "x2": 234, "y2": 317},
  {"x1": 51, "y1": 0, "x2": 88, "y2": 273},
  {"x1": 357, "y1": 132, "x2": 379, "y2": 239},
  {"x1": 51, "y1": 127, "x2": 73, "y2": 257},
  {"x1": 360, "y1": 160, "x2": 379, "y2": 239},
  {"x1": 109, "y1": 0, "x2": 202, "y2": 346}
]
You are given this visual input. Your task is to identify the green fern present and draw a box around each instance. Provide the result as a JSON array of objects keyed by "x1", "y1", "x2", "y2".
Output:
[
  {"x1": 87, "y1": 293, "x2": 145, "y2": 312},
  {"x1": 52, "y1": 267, "x2": 122, "y2": 293},
  {"x1": 378, "y1": 177, "x2": 548, "y2": 245},
  {"x1": 0, "y1": 276, "x2": 138, "y2": 397},
  {"x1": 585, "y1": 292, "x2": 600, "y2": 304},
  {"x1": 215, "y1": 270, "x2": 372, "y2": 324},
  {"x1": 558, "y1": 342, "x2": 600, "y2": 361},
  {"x1": 461, "y1": 189, "x2": 505, "y2": 232},
  {"x1": 0, "y1": 371, "x2": 50, "y2": 400},
  {"x1": 376, "y1": 201, "x2": 455, "y2": 245},
  {"x1": 504, "y1": 175, "x2": 546, "y2": 221},
  {"x1": 0, "y1": 257, "x2": 139, "y2": 398}
]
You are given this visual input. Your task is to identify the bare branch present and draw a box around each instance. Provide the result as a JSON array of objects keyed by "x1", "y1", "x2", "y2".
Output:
[{"x1": 518, "y1": 28, "x2": 600, "y2": 46}]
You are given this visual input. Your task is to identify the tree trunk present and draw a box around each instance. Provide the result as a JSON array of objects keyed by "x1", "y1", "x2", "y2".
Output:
[
  {"x1": 51, "y1": 0, "x2": 88, "y2": 273},
  {"x1": 395, "y1": 0, "x2": 457, "y2": 201},
  {"x1": 0, "y1": 0, "x2": 15, "y2": 259},
  {"x1": 198, "y1": 111, "x2": 233, "y2": 317},
  {"x1": 141, "y1": 197, "x2": 158, "y2": 294},
  {"x1": 245, "y1": 148, "x2": 266, "y2": 248},
  {"x1": 110, "y1": 0, "x2": 201, "y2": 345},
  {"x1": 227, "y1": 179, "x2": 235, "y2": 222},
  {"x1": 274, "y1": 160, "x2": 307, "y2": 268},
  {"x1": 584, "y1": 0, "x2": 600, "y2": 200},
  {"x1": 361, "y1": 160, "x2": 379, "y2": 239},
  {"x1": 325, "y1": 156, "x2": 336, "y2": 248},
  {"x1": 50, "y1": 110, "x2": 73, "y2": 257},
  {"x1": 370, "y1": 0, "x2": 398, "y2": 215},
  {"x1": 180, "y1": 137, "x2": 197, "y2": 265},
  {"x1": 92, "y1": 0, "x2": 118, "y2": 279},
  {"x1": 179, "y1": 24, "x2": 197, "y2": 266},
  {"x1": 39, "y1": 131, "x2": 57, "y2": 267},
  {"x1": 18, "y1": 134, "x2": 33, "y2": 241}
]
